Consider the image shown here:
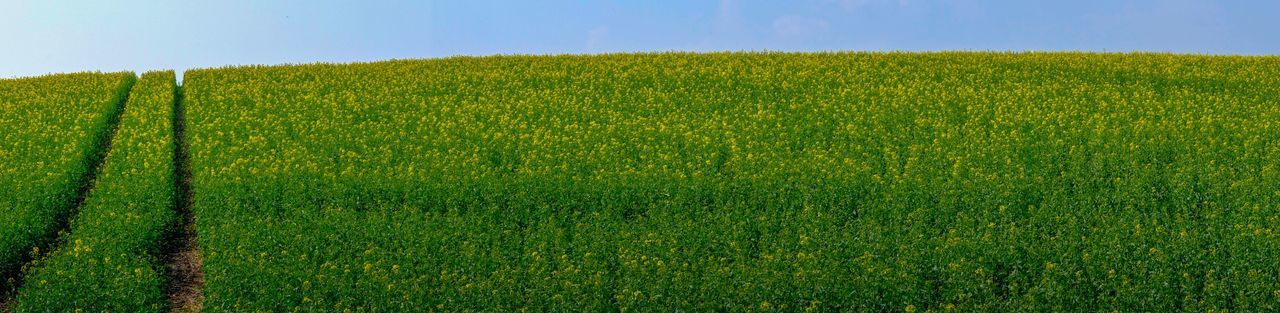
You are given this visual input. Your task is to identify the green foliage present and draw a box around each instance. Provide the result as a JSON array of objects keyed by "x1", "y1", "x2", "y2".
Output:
[
  {"x1": 0, "y1": 72, "x2": 135, "y2": 289},
  {"x1": 182, "y1": 52, "x2": 1280, "y2": 311},
  {"x1": 11, "y1": 71, "x2": 177, "y2": 311},
  {"x1": 3, "y1": 52, "x2": 1276, "y2": 310}
]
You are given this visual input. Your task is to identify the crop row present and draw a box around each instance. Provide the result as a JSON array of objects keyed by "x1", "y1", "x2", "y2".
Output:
[{"x1": 0, "y1": 72, "x2": 135, "y2": 292}]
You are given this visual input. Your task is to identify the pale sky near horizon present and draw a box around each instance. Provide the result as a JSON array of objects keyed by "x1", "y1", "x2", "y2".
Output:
[{"x1": 2, "y1": 0, "x2": 1278, "y2": 80}]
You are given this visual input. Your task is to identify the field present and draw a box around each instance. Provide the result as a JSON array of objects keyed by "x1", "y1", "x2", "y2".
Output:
[
  {"x1": 182, "y1": 52, "x2": 1280, "y2": 311},
  {"x1": 3, "y1": 52, "x2": 1280, "y2": 311}
]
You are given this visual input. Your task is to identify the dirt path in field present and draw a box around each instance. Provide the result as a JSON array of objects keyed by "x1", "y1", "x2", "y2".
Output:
[
  {"x1": 161, "y1": 84, "x2": 204, "y2": 312},
  {"x1": 0, "y1": 76, "x2": 137, "y2": 312}
]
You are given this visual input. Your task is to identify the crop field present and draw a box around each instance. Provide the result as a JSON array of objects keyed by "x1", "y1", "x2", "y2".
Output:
[
  {"x1": 181, "y1": 52, "x2": 1280, "y2": 311},
  {"x1": 3, "y1": 52, "x2": 1280, "y2": 311}
]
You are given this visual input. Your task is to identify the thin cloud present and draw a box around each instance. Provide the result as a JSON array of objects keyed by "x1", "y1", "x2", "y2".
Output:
[
  {"x1": 828, "y1": 0, "x2": 910, "y2": 11},
  {"x1": 587, "y1": 26, "x2": 609, "y2": 52},
  {"x1": 687, "y1": 0, "x2": 752, "y2": 52},
  {"x1": 773, "y1": 15, "x2": 830, "y2": 38},
  {"x1": 716, "y1": 0, "x2": 743, "y2": 33}
]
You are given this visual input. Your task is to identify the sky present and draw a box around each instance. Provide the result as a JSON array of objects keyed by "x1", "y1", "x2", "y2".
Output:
[{"x1": 2, "y1": 0, "x2": 1279, "y2": 80}]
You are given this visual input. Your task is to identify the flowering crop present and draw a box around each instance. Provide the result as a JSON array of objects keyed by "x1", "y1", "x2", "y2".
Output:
[
  {"x1": 11, "y1": 71, "x2": 177, "y2": 311},
  {"x1": 0, "y1": 72, "x2": 135, "y2": 290},
  {"x1": 182, "y1": 52, "x2": 1280, "y2": 311}
]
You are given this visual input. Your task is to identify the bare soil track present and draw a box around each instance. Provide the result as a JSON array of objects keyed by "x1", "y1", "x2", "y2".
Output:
[{"x1": 161, "y1": 85, "x2": 204, "y2": 312}]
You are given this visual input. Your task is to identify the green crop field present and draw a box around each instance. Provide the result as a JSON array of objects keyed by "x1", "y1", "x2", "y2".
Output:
[{"x1": 3, "y1": 52, "x2": 1280, "y2": 311}]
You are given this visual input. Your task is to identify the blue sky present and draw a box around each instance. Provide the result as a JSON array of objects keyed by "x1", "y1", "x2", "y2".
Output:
[{"x1": 2, "y1": 0, "x2": 1278, "y2": 79}]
